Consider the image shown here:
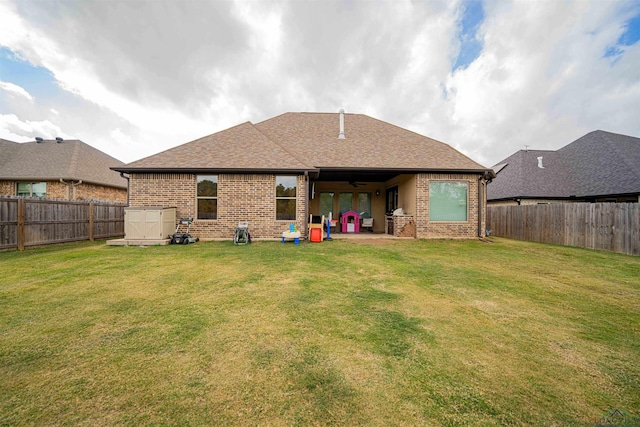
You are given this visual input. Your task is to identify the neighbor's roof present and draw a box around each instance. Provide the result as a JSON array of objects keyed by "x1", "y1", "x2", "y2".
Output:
[
  {"x1": 487, "y1": 130, "x2": 640, "y2": 200},
  {"x1": 115, "y1": 112, "x2": 491, "y2": 174},
  {"x1": 0, "y1": 139, "x2": 127, "y2": 189}
]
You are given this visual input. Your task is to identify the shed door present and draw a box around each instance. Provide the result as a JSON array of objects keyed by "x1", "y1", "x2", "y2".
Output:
[
  {"x1": 125, "y1": 210, "x2": 145, "y2": 239},
  {"x1": 144, "y1": 210, "x2": 162, "y2": 239}
]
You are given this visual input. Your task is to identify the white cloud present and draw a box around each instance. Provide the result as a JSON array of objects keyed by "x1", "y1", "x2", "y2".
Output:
[
  {"x1": 439, "y1": 0, "x2": 640, "y2": 164},
  {"x1": 0, "y1": 80, "x2": 34, "y2": 102},
  {"x1": 0, "y1": 0, "x2": 638, "y2": 167},
  {"x1": 0, "y1": 113, "x2": 71, "y2": 140}
]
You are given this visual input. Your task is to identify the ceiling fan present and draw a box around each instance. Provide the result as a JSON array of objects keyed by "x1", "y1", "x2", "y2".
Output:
[{"x1": 348, "y1": 179, "x2": 365, "y2": 188}]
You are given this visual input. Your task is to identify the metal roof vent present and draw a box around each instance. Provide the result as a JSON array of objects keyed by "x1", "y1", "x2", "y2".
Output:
[
  {"x1": 537, "y1": 156, "x2": 544, "y2": 169},
  {"x1": 35, "y1": 137, "x2": 44, "y2": 143},
  {"x1": 56, "y1": 137, "x2": 63, "y2": 143},
  {"x1": 338, "y1": 109, "x2": 345, "y2": 139}
]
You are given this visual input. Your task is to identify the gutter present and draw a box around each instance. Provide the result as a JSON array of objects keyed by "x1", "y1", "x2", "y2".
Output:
[{"x1": 110, "y1": 166, "x2": 318, "y2": 175}]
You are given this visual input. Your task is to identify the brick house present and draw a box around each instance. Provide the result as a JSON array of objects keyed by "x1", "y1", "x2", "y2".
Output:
[
  {"x1": 113, "y1": 111, "x2": 495, "y2": 239},
  {"x1": 488, "y1": 130, "x2": 640, "y2": 205},
  {"x1": 0, "y1": 138, "x2": 127, "y2": 203}
]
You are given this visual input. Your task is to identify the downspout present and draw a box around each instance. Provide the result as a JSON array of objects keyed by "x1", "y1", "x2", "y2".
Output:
[
  {"x1": 59, "y1": 178, "x2": 70, "y2": 200},
  {"x1": 120, "y1": 172, "x2": 130, "y2": 205},
  {"x1": 478, "y1": 171, "x2": 492, "y2": 238},
  {"x1": 71, "y1": 180, "x2": 82, "y2": 200}
]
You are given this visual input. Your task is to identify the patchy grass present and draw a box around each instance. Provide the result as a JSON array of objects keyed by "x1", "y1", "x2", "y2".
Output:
[{"x1": 0, "y1": 238, "x2": 638, "y2": 426}]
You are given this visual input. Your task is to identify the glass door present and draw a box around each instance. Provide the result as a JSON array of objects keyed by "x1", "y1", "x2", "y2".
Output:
[
  {"x1": 358, "y1": 192, "x2": 371, "y2": 218},
  {"x1": 339, "y1": 192, "x2": 353, "y2": 214},
  {"x1": 320, "y1": 192, "x2": 334, "y2": 219}
]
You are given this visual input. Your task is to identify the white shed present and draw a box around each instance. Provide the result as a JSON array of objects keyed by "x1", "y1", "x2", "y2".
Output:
[{"x1": 124, "y1": 207, "x2": 176, "y2": 240}]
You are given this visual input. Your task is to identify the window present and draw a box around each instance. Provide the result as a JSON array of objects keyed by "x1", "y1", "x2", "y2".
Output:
[
  {"x1": 17, "y1": 182, "x2": 46, "y2": 198},
  {"x1": 358, "y1": 192, "x2": 372, "y2": 218},
  {"x1": 197, "y1": 175, "x2": 218, "y2": 220},
  {"x1": 276, "y1": 176, "x2": 297, "y2": 220},
  {"x1": 429, "y1": 181, "x2": 468, "y2": 221}
]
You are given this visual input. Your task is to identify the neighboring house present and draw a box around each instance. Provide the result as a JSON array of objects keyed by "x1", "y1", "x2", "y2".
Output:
[
  {"x1": 488, "y1": 130, "x2": 640, "y2": 205},
  {"x1": 113, "y1": 111, "x2": 495, "y2": 239},
  {"x1": 0, "y1": 138, "x2": 127, "y2": 203}
]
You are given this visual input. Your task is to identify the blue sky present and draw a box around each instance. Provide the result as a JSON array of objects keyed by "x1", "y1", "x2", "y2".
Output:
[
  {"x1": 453, "y1": 0, "x2": 484, "y2": 71},
  {"x1": 605, "y1": 11, "x2": 640, "y2": 60},
  {"x1": 1, "y1": 0, "x2": 639, "y2": 166},
  {"x1": 0, "y1": 47, "x2": 60, "y2": 98}
]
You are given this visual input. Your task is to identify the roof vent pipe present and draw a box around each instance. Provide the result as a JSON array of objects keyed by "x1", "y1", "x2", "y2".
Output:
[
  {"x1": 56, "y1": 137, "x2": 63, "y2": 143},
  {"x1": 35, "y1": 137, "x2": 44, "y2": 143},
  {"x1": 537, "y1": 156, "x2": 544, "y2": 169},
  {"x1": 338, "y1": 109, "x2": 345, "y2": 139}
]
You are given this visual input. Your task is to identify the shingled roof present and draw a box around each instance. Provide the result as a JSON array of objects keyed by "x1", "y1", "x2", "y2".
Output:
[
  {"x1": 119, "y1": 121, "x2": 313, "y2": 172},
  {"x1": 0, "y1": 139, "x2": 127, "y2": 189},
  {"x1": 487, "y1": 130, "x2": 640, "y2": 201},
  {"x1": 114, "y1": 112, "x2": 491, "y2": 175}
]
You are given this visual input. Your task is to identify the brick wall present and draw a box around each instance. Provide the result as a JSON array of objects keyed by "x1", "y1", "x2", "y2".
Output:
[
  {"x1": 129, "y1": 173, "x2": 307, "y2": 239},
  {"x1": 75, "y1": 182, "x2": 127, "y2": 202},
  {"x1": 0, "y1": 181, "x2": 14, "y2": 196},
  {"x1": 393, "y1": 215, "x2": 415, "y2": 237},
  {"x1": 44, "y1": 181, "x2": 67, "y2": 199},
  {"x1": 0, "y1": 180, "x2": 126, "y2": 203},
  {"x1": 415, "y1": 173, "x2": 486, "y2": 239}
]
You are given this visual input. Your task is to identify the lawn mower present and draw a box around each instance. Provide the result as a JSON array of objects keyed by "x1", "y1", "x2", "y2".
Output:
[{"x1": 170, "y1": 218, "x2": 199, "y2": 244}]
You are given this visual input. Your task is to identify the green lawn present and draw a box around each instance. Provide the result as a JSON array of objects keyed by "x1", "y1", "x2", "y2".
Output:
[{"x1": 1, "y1": 238, "x2": 638, "y2": 426}]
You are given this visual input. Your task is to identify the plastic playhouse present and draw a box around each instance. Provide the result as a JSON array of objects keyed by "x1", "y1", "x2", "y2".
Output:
[{"x1": 341, "y1": 210, "x2": 360, "y2": 233}]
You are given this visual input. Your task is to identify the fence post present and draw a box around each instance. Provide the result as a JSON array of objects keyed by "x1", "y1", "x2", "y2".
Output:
[
  {"x1": 89, "y1": 202, "x2": 95, "y2": 241},
  {"x1": 17, "y1": 198, "x2": 25, "y2": 251}
]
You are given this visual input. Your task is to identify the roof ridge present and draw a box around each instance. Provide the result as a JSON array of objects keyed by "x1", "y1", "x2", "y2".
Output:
[
  {"x1": 599, "y1": 131, "x2": 640, "y2": 182},
  {"x1": 250, "y1": 122, "x2": 314, "y2": 169},
  {"x1": 123, "y1": 121, "x2": 256, "y2": 166},
  {"x1": 360, "y1": 114, "x2": 491, "y2": 169},
  {"x1": 67, "y1": 140, "x2": 82, "y2": 178}
]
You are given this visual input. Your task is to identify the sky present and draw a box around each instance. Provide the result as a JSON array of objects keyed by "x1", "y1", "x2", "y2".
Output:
[{"x1": 0, "y1": 0, "x2": 639, "y2": 167}]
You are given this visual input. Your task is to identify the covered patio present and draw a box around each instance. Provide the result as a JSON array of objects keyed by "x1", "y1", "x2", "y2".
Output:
[{"x1": 307, "y1": 170, "x2": 419, "y2": 238}]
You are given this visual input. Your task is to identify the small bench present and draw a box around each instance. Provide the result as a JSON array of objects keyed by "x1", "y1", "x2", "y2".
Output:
[{"x1": 282, "y1": 231, "x2": 301, "y2": 244}]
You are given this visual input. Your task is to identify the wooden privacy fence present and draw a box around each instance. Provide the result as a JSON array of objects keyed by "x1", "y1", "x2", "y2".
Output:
[
  {"x1": 0, "y1": 197, "x2": 125, "y2": 251},
  {"x1": 487, "y1": 203, "x2": 640, "y2": 256}
]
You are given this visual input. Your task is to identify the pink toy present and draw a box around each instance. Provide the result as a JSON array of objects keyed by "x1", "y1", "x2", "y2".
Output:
[{"x1": 341, "y1": 210, "x2": 360, "y2": 233}]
